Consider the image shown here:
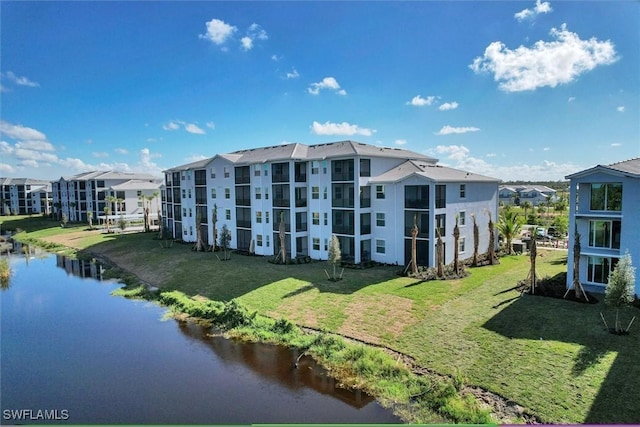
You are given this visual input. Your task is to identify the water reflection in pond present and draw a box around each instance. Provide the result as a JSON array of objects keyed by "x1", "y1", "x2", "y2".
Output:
[{"x1": 1, "y1": 254, "x2": 401, "y2": 424}]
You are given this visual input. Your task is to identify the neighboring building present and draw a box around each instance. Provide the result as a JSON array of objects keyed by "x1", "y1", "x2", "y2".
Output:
[
  {"x1": 0, "y1": 177, "x2": 52, "y2": 215},
  {"x1": 163, "y1": 140, "x2": 500, "y2": 267},
  {"x1": 566, "y1": 158, "x2": 640, "y2": 296},
  {"x1": 498, "y1": 184, "x2": 557, "y2": 206},
  {"x1": 52, "y1": 171, "x2": 163, "y2": 224}
]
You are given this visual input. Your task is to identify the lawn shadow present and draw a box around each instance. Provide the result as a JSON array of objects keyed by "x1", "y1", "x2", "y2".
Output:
[{"x1": 483, "y1": 295, "x2": 640, "y2": 423}]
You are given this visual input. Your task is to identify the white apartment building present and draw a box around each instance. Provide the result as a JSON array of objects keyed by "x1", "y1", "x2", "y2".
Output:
[
  {"x1": 566, "y1": 158, "x2": 640, "y2": 295},
  {"x1": 52, "y1": 171, "x2": 163, "y2": 223},
  {"x1": 0, "y1": 178, "x2": 52, "y2": 215},
  {"x1": 163, "y1": 141, "x2": 499, "y2": 267}
]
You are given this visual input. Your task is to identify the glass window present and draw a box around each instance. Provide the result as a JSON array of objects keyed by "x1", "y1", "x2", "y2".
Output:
[
  {"x1": 254, "y1": 165, "x2": 261, "y2": 177},
  {"x1": 255, "y1": 187, "x2": 261, "y2": 199},
  {"x1": 224, "y1": 167, "x2": 230, "y2": 178},
  {"x1": 257, "y1": 234, "x2": 263, "y2": 246},
  {"x1": 376, "y1": 239, "x2": 385, "y2": 254},
  {"x1": 225, "y1": 209, "x2": 231, "y2": 220},
  {"x1": 360, "y1": 159, "x2": 371, "y2": 177},
  {"x1": 211, "y1": 188, "x2": 216, "y2": 199},
  {"x1": 312, "y1": 186, "x2": 320, "y2": 199},
  {"x1": 256, "y1": 211, "x2": 262, "y2": 223},
  {"x1": 589, "y1": 220, "x2": 621, "y2": 249},
  {"x1": 225, "y1": 188, "x2": 230, "y2": 199},
  {"x1": 590, "y1": 183, "x2": 622, "y2": 211},
  {"x1": 376, "y1": 212, "x2": 385, "y2": 227},
  {"x1": 458, "y1": 237, "x2": 466, "y2": 253},
  {"x1": 311, "y1": 161, "x2": 319, "y2": 175},
  {"x1": 460, "y1": 184, "x2": 466, "y2": 198},
  {"x1": 266, "y1": 211, "x2": 270, "y2": 223},
  {"x1": 312, "y1": 212, "x2": 320, "y2": 225},
  {"x1": 435, "y1": 185, "x2": 446, "y2": 208},
  {"x1": 376, "y1": 185, "x2": 385, "y2": 199},
  {"x1": 587, "y1": 256, "x2": 619, "y2": 284},
  {"x1": 313, "y1": 237, "x2": 320, "y2": 250},
  {"x1": 459, "y1": 211, "x2": 466, "y2": 226}
]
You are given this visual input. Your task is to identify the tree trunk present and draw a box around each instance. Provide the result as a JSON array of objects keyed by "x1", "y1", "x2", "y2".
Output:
[{"x1": 411, "y1": 214, "x2": 419, "y2": 275}]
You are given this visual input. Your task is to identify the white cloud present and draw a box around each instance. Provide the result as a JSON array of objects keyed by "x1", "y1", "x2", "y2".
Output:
[
  {"x1": 470, "y1": 24, "x2": 618, "y2": 92},
  {"x1": 0, "y1": 163, "x2": 15, "y2": 173},
  {"x1": 0, "y1": 141, "x2": 14, "y2": 154},
  {"x1": 395, "y1": 139, "x2": 407, "y2": 146},
  {"x1": 286, "y1": 68, "x2": 300, "y2": 79},
  {"x1": 241, "y1": 23, "x2": 268, "y2": 51},
  {"x1": 1, "y1": 71, "x2": 40, "y2": 88},
  {"x1": 543, "y1": 147, "x2": 551, "y2": 151},
  {"x1": 310, "y1": 121, "x2": 375, "y2": 136},
  {"x1": 200, "y1": 18, "x2": 237, "y2": 45},
  {"x1": 431, "y1": 144, "x2": 583, "y2": 181},
  {"x1": 271, "y1": 54, "x2": 282, "y2": 62},
  {"x1": 308, "y1": 77, "x2": 347, "y2": 95},
  {"x1": 514, "y1": 0, "x2": 553, "y2": 22},
  {"x1": 206, "y1": 122, "x2": 216, "y2": 129},
  {"x1": 439, "y1": 101, "x2": 459, "y2": 111},
  {"x1": 617, "y1": 106, "x2": 625, "y2": 113},
  {"x1": 568, "y1": 97, "x2": 576, "y2": 102},
  {"x1": 185, "y1": 123, "x2": 205, "y2": 135},
  {"x1": 435, "y1": 125, "x2": 480, "y2": 135},
  {"x1": 407, "y1": 95, "x2": 437, "y2": 106},
  {"x1": 115, "y1": 148, "x2": 129, "y2": 154},
  {"x1": 15, "y1": 140, "x2": 55, "y2": 151},
  {"x1": 163, "y1": 121, "x2": 180, "y2": 131},
  {"x1": 486, "y1": 153, "x2": 497, "y2": 157},
  {"x1": 611, "y1": 143, "x2": 622, "y2": 147},
  {"x1": 183, "y1": 154, "x2": 209, "y2": 163},
  {"x1": 92, "y1": 152, "x2": 109, "y2": 158},
  {"x1": 0, "y1": 120, "x2": 47, "y2": 142}
]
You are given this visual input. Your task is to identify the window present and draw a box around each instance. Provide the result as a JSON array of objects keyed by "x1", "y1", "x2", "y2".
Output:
[
  {"x1": 210, "y1": 168, "x2": 216, "y2": 179},
  {"x1": 376, "y1": 239, "x2": 385, "y2": 254},
  {"x1": 360, "y1": 159, "x2": 371, "y2": 177},
  {"x1": 183, "y1": 208, "x2": 187, "y2": 217},
  {"x1": 435, "y1": 214, "x2": 446, "y2": 238},
  {"x1": 376, "y1": 185, "x2": 385, "y2": 199},
  {"x1": 588, "y1": 256, "x2": 619, "y2": 284},
  {"x1": 376, "y1": 212, "x2": 385, "y2": 227},
  {"x1": 256, "y1": 211, "x2": 262, "y2": 223},
  {"x1": 405, "y1": 185, "x2": 428, "y2": 209},
  {"x1": 189, "y1": 208, "x2": 192, "y2": 217},
  {"x1": 460, "y1": 184, "x2": 466, "y2": 198},
  {"x1": 225, "y1": 188, "x2": 231, "y2": 199},
  {"x1": 590, "y1": 183, "x2": 622, "y2": 211},
  {"x1": 266, "y1": 211, "x2": 270, "y2": 223},
  {"x1": 264, "y1": 164, "x2": 269, "y2": 176},
  {"x1": 211, "y1": 188, "x2": 217, "y2": 199},
  {"x1": 313, "y1": 237, "x2": 320, "y2": 251},
  {"x1": 188, "y1": 189, "x2": 192, "y2": 199},
  {"x1": 295, "y1": 212, "x2": 307, "y2": 232},
  {"x1": 324, "y1": 212, "x2": 328, "y2": 226},
  {"x1": 182, "y1": 189, "x2": 186, "y2": 199},
  {"x1": 312, "y1": 186, "x2": 320, "y2": 199},
  {"x1": 137, "y1": 190, "x2": 142, "y2": 197},
  {"x1": 323, "y1": 187, "x2": 328, "y2": 200},
  {"x1": 312, "y1": 212, "x2": 320, "y2": 225},
  {"x1": 459, "y1": 211, "x2": 466, "y2": 226},
  {"x1": 311, "y1": 161, "x2": 319, "y2": 175},
  {"x1": 254, "y1": 165, "x2": 261, "y2": 177},
  {"x1": 225, "y1": 209, "x2": 231, "y2": 220},
  {"x1": 588, "y1": 220, "x2": 621, "y2": 249},
  {"x1": 255, "y1": 187, "x2": 261, "y2": 199},
  {"x1": 257, "y1": 234, "x2": 263, "y2": 246},
  {"x1": 224, "y1": 167, "x2": 230, "y2": 178},
  {"x1": 264, "y1": 187, "x2": 269, "y2": 200},
  {"x1": 189, "y1": 226, "x2": 193, "y2": 236},
  {"x1": 324, "y1": 238, "x2": 328, "y2": 251},
  {"x1": 360, "y1": 186, "x2": 371, "y2": 208},
  {"x1": 361, "y1": 213, "x2": 371, "y2": 234},
  {"x1": 435, "y1": 185, "x2": 446, "y2": 209},
  {"x1": 458, "y1": 237, "x2": 466, "y2": 253},
  {"x1": 266, "y1": 235, "x2": 270, "y2": 247},
  {"x1": 235, "y1": 166, "x2": 250, "y2": 184},
  {"x1": 295, "y1": 187, "x2": 307, "y2": 207}
]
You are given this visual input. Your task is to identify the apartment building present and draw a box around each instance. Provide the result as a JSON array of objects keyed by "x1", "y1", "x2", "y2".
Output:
[
  {"x1": 163, "y1": 141, "x2": 499, "y2": 267},
  {"x1": 0, "y1": 177, "x2": 52, "y2": 215},
  {"x1": 52, "y1": 171, "x2": 163, "y2": 223},
  {"x1": 566, "y1": 158, "x2": 640, "y2": 295}
]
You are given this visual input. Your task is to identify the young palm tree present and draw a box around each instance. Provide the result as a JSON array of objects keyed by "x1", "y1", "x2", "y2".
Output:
[
  {"x1": 471, "y1": 213, "x2": 479, "y2": 267},
  {"x1": 453, "y1": 214, "x2": 460, "y2": 276},
  {"x1": 521, "y1": 201, "x2": 532, "y2": 221},
  {"x1": 487, "y1": 211, "x2": 498, "y2": 265},
  {"x1": 497, "y1": 209, "x2": 522, "y2": 255}
]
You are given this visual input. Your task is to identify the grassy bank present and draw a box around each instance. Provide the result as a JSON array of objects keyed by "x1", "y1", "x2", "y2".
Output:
[{"x1": 5, "y1": 215, "x2": 640, "y2": 423}]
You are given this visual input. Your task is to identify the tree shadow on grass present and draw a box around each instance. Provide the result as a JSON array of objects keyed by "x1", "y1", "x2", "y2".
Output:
[{"x1": 483, "y1": 296, "x2": 640, "y2": 423}]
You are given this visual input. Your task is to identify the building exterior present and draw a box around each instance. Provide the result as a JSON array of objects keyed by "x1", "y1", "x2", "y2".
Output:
[
  {"x1": 52, "y1": 171, "x2": 163, "y2": 224},
  {"x1": 0, "y1": 178, "x2": 52, "y2": 215},
  {"x1": 163, "y1": 141, "x2": 500, "y2": 267},
  {"x1": 498, "y1": 184, "x2": 557, "y2": 206},
  {"x1": 566, "y1": 158, "x2": 640, "y2": 296}
]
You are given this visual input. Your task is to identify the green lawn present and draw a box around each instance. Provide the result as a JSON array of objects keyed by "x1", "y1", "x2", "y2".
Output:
[{"x1": 5, "y1": 215, "x2": 639, "y2": 423}]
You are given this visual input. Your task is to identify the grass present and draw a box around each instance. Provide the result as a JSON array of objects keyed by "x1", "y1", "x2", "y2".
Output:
[{"x1": 5, "y1": 215, "x2": 640, "y2": 423}]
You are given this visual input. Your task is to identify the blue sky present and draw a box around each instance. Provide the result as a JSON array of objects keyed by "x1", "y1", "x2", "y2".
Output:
[{"x1": 1, "y1": 1, "x2": 638, "y2": 181}]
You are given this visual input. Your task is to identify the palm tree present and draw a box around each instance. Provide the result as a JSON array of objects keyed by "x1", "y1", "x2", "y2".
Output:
[
  {"x1": 105, "y1": 195, "x2": 117, "y2": 233},
  {"x1": 497, "y1": 209, "x2": 522, "y2": 255},
  {"x1": 471, "y1": 213, "x2": 479, "y2": 267},
  {"x1": 453, "y1": 214, "x2": 460, "y2": 276},
  {"x1": 487, "y1": 211, "x2": 498, "y2": 265},
  {"x1": 521, "y1": 201, "x2": 532, "y2": 221}
]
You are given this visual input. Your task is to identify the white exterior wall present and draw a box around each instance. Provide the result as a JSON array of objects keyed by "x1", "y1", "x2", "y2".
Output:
[{"x1": 567, "y1": 171, "x2": 640, "y2": 295}]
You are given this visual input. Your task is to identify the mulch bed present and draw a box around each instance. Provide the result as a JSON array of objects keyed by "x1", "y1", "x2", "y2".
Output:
[{"x1": 517, "y1": 272, "x2": 599, "y2": 304}]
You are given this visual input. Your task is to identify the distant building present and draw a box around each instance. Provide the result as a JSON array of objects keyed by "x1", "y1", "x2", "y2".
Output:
[
  {"x1": 52, "y1": 171, "x2": 163, "y2": 224},
  {"x1": 163, "y1": 140, "x2": 500, "y2": 267},
  {"x1": 0, "y1": 177, "x2": 52, "y2": 215},
  {"x1": 566, "y1": 158, "x2": 640, "y2": 295},
  {"x1": 498, "y1": 184, "x2": 557, "y2": 206}
]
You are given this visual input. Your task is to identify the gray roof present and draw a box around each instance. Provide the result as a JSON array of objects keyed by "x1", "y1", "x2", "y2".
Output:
[
  {"x1": 107, "y1": 179, "x2": 163, "y2": 191},
  {"x1": 61, "y1": 170, "x2": 160, "y2": 181},
  {"x1": 370, "y1": 160, "x2": 499, "y2": 184},
  {"x1": 0, "y1": 177, "x2": 51, "y2": 187},
  {"x1": 499, "y1": 184, "x2": 556, "y2": 194},
  {"x1": 566, "y1": 158, "x2": 640, "y2": 180},
  {"x1": 166, "y1": 140, "x2": 437, "y2": 171}
]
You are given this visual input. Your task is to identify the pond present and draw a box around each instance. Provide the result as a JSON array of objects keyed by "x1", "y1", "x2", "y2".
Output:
[{"x1": 0, "y1": 252, "x2": 401, "y2": 424}]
